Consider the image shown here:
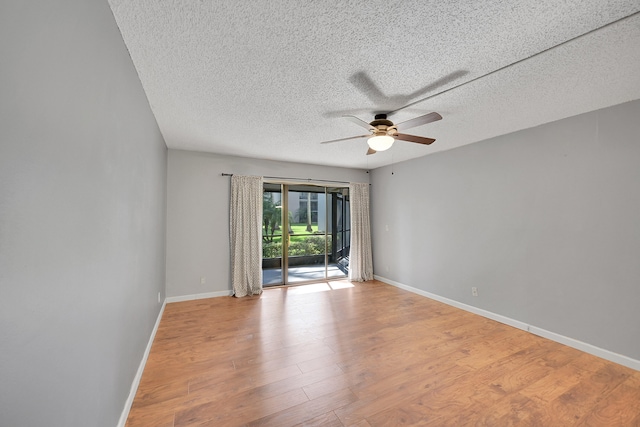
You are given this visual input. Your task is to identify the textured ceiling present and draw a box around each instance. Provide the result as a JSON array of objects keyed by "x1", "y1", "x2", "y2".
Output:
[{"x1": 108, "y1": 1, "x2": 640, "y2": 170}]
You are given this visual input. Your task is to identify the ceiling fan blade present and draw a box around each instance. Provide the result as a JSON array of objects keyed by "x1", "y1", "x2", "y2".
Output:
[
  {"x1": 343, "y1": 115, "x2": 374, "y2": 131},
  {"x1": 320, "y1": 134, "x2": 369, "y2": 144},
  {"x1": 395, "y1": 112, "x2": 442, "y2": 131},
  {"x1": 366, "y1": 147, "x2": 376, "y2": 155},
  {"x1": 395, "y1": 133, "x2": 436, "y2": 145}
]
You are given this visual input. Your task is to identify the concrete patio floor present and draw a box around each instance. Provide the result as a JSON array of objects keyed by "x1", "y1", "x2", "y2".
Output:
[{"x1": 263, "y1": 264, "x2": 347, "y2": 286}]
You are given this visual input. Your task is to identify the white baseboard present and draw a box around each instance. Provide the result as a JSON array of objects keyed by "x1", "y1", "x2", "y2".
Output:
[
  {"x1": 375, "y1": 275, "x2": 640, "y2": 372},
  {"x1": 165, "y1": 289, "x2": 233, "y2": 303},
  {"x1": 117, "y1": 299, "x2": 166, "y2": 427}
]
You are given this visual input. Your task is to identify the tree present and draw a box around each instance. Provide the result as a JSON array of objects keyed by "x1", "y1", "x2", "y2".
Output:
[
  {"x1": 288, "y1": 210, "x2": 294, "y2": 234},
  {"x1": 305, "y1": 192, "x2": 313, "y2": 232},
  {"x1": 263, "y1": 192, "x2": 281, "y2": 243}
]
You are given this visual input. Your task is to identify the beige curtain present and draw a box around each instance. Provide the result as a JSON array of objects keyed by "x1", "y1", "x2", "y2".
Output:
[
  {"x1": 349, "y1": 182, "x2": 374, "y2": 281},
  {"x1": 230, "y1": 175, "x2": 263, "y2": 297}
]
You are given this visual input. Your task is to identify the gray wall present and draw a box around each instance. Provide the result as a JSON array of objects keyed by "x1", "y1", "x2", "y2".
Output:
[
  {"x1": 166, "y1": 150, "x2": 368, "y2": 297},
  {"x1": 0, "y1": 2, "x2": 167, "y2": 426},
  {"x1": 371, "y1": 99, "x2": 640, "y2": 361}
]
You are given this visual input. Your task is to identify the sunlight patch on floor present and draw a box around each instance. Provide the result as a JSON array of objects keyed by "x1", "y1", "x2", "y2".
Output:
[{"x1": 284, "y1": 280, "x2": 355, "y2": 295}]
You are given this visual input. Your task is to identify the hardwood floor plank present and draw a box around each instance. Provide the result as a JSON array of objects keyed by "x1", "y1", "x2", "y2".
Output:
[
  {"x1": 169, "y1": 361, "x2": 346, "y2": 426},
  {"x1": 132, "y1": 376, "x2": 189, "y2": 407},
  {"x1": 549, "y1": 363, "x2": 632, "y2": 425},
  {"x1": 519, "y1": 359, "x2": 590, "y2": 404},
  {"x1": 533, "y1": 340, "x2": 584, "y2": 369},
  {"x1": 291, "y1": 410, "x2": 343, "y2": 427},
  {"x1": 472, "y1": 392, "x2": 550, "y2": 426},
  {"x1": 297, "y1": 353, "x2": 345, "y2": 373},
  {"x1": 125, "y1": 409, "x2": 175, "y2": 427},
  {"x1": 334, "y1": 364, "x2": 470, "y2": 425},
  {"x1": 174, "y1": 387, "x2": 308, "y2": 427},
  {"x1": 246, "y1": 387, "x2": 357, "y2": 427},
  {"x1": 575, "y1": 378, "x2": 640, "y2": 426},
  {"x1": 126, "y1": 280, "x2": 640, "y2": 427},
  {"x1": 365, "y1": 405, "x2": 443, "y2": 426},
  {"x1": 302, "y1": 372, "x2": 357, "y2": 402},
  {"x1": 232, "y1": 341, "x2": 336, "y2": 371}
]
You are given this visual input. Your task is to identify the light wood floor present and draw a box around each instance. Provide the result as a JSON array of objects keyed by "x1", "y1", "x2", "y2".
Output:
[{"x1": 126, "y1": 280, "x2": 640, "y2": 426}]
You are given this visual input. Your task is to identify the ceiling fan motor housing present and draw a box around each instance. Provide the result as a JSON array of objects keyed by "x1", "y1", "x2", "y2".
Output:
[{"x1": 370, "y1": 114, "x2": 396, "y2": 136}]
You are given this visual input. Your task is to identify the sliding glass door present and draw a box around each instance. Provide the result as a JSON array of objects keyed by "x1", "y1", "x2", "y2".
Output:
[
  {"x1": 262, "y1": 183, "x2": 284, "y2": 285},
  {"x1": 262, "y1": 183, "x2": 349, "y2": 286},
  {"x1": 331, "y1": 187, "x2": 351, "y2": 276}
]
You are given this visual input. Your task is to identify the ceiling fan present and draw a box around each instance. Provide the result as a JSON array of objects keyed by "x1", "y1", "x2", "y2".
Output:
[{"x1": 320, "y1": 111, "x2": 442, "y2": 155}]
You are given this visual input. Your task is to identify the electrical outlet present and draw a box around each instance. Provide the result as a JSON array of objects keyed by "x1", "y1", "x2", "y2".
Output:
[
  {"x1": 471, "y1": 287, "x2": 478, "y2": 297},
  {"x1": 200, "y1": 276, "x2": 206, "y2": 285},
  {"x1": 157, "y1": 292, "x2": 161, "y2": 303}
]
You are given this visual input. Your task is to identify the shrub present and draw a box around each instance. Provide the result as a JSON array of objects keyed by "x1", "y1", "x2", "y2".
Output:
[
  {"x1": 262, "y1": 236, "x2": 332, "y2": 258},
  {"x1": 289, "y1": 236, "x2": 330, "y2": 256},
  {"x1": 263, "y1": 241, "x2": 282, "y2": 258}
]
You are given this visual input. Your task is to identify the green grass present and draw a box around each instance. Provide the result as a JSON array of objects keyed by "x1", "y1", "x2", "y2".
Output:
[{"x1": 263, "y1": 223, "x2": 325, "y2": 244}]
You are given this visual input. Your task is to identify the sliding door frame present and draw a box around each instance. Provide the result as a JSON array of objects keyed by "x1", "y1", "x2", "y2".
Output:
[
  {"x1": 262, "y1": 181, "x2": 349, "y2": 287},
  {"x1": 281, "y1": 187, "x2": 289, "y2": 283}
]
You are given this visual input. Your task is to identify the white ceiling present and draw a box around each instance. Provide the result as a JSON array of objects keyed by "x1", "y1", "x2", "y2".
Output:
[{"x1": 108, "y1": 1, "x2": 640, "y2": 170}]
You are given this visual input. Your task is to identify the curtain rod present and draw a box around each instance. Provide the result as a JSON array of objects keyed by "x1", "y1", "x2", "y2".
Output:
[{"x1": 221, "y1": 173, "x2": 351, "y2": 185}]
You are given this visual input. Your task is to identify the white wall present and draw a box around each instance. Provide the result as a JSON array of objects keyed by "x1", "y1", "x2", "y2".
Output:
[
  {"x1": 371, "y1": 99, "x2": 640, "y2": 362},
  {"x1": 0, "y1": 2, "x2": 167, "y2": 426},
  {"x1": 166, "y1": 150, "x2": 368, "y2": 297}
]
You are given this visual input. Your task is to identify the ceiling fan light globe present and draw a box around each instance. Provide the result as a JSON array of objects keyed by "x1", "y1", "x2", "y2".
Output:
[{"x1": 367, "y1": 135, "x2": 394, "y2": 151}]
